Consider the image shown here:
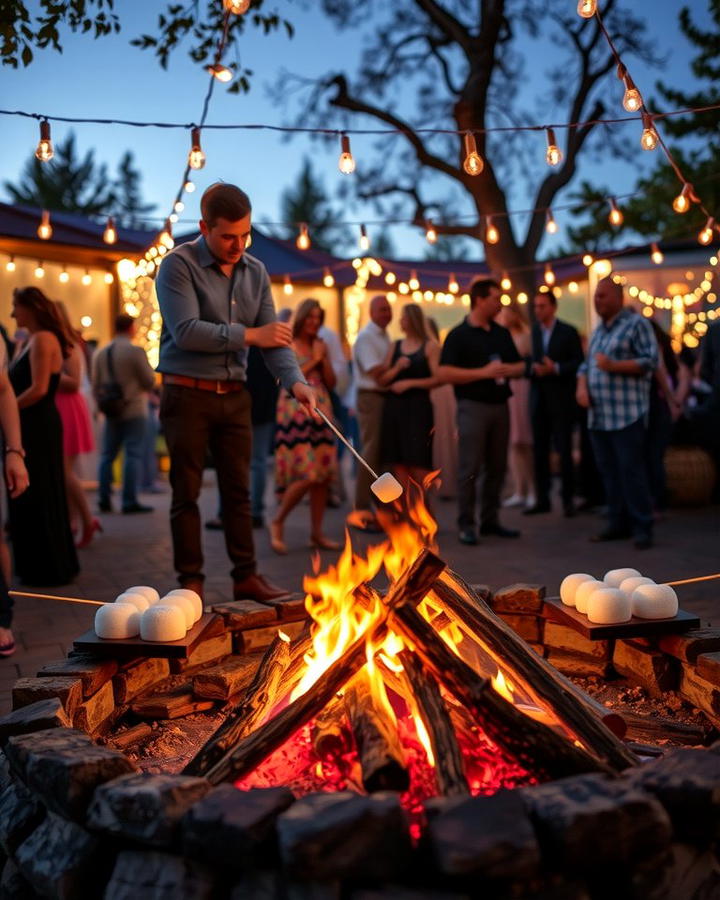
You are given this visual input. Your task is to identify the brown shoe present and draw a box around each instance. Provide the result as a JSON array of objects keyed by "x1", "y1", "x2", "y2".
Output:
[
  {"x1": 179, "y1": 576, "x2": 205, "y2": 601},
  {"x1": 233, "y1": 573, "x2": 290, "y2": 603}
]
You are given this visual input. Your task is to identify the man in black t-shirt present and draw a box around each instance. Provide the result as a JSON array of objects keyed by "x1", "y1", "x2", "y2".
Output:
[{"x1": 438, "y1": 278, "x2": 525, "y2": 544}]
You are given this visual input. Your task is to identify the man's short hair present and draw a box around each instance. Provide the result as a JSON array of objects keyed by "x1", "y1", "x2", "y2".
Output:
[
  {"x1": 114, "y1": 314, "x2": 135, "y2": 334},
  {"x1": 536, "y1": 290, "x2": 558, "y2": 307},
  {"x1": 469, "y1": 278, "x2": 501, "y2": 308},
  {"x1": 201, "y1": 183, "x2": 252, "y2": 227}
]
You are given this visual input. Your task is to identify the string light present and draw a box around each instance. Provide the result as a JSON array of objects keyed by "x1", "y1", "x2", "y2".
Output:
[
  {"x1": 640, "y1": 112, "x2": 658, "y2": 151},
  {"x1": 485, "y1": 215, "x2": 499, "y2": 244},
  {"x1": 223, "y1": 0, "x2": 251, "y2": 13},
  {"x1": 296, "y1": 223, "x2": 311, "y2": 250},
  {"x1": 34, "y1": 262, "x2": 45, "y2": 278},
  {"x1": 283, "y1": 274, "x2": 293, "y2": 295},
  {"x1": 544, "y1": 263, "x2": 556, "y2": 286},
  {"x1": 338, "y1": 134, "x2": 355, "y2": 175},
  {"x1": 169, "y1": 213, "x2": 178, "y2": 224},
  {"x1": 59, "y1": 268, "x2": 69, "y2": 283},
  {"x1": 577, "y1": 0, "x2": 597, "y2": 17},
  {"x1": 322, "y1": 267, "x2": 335, "y2": 287},
  {"x1": 463, "y1": 132, "x2": 483, "y2": 175},
  {"x1": 545, "y1": 128, "x2": 563, "y2": 167},
  {"x1": 425, "y1": 219, "x2": 438, "y2": 244},
  {"x1": 174, "y1": 200, "x2": 185, "y2": 213},
  {"x1": 80, "y1": 315, "x2": 93, "y2": 328},
  {"x1": 621, "y1": 73, "x2": 642, "y2": 113},
  {"x1": 385, "y1": 271, "x2": 396, "y2": 285},
  {"x1": 651, "y1": 243, "x2": 664, "y2": 265},
  {"x1": 82, "y1": 270, "x2": 92, "y2": 286},
  {"x1": 699, "y1": 218, "x2": 715, "y2": 246},
  {"x1": 517, "y1": 291, "x2": 528, "y2": 304},
  {"x1": 608, "y1": 197, "x2": 624, "y2": 227},
  {"x1": 184, "y1": 180, "x2": 195, "y2": 193},
  {"x1": 672, "y1": 183, "x2": 692, "y2": 214},
  {"x1": 103, "y1": 216, "x2": 117, "y2": 245},
  {"x1": 5, "y1": 256, "x2": 15, "y2": 273},
  {"x1": 207, "y1": 63, "x2": 233, "y2": 83},
  {"x1": 545, "y1": 209, "x2": 558, "y2": 234},
  {"x1": 448, "y1": 273, "x2": 459, "y2": 293},
  {"x1": 500, "y1": 272, "x2": 512, "y2": 291},
  {"x1": 359, "y1": 224, "x2": 370, "y2": 251},
  {"x1": 583, "y1": 253, "x2": 594, "y2": 267},
  {"x1": 104, "y1": 272, "x2": 114, "y2": 284},
  {"x1": 188, "y1": 127, "x2": 206, "y2": 170},
  {"x1": 37, "y1": 210, "x2": 52, "y2": 240},
  {"x1": 159, "y1": 220, "x2": 174, "y2": 249},
  {"x1": 408, "y1": 270, "x2": 420, "y2": 291},
  {"x1": 35, "y1": 119, "x2": 54, "y2": 161}
]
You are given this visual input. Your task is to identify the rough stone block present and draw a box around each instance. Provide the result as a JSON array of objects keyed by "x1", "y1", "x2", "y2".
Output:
[
  {"x1": 113, "y1": 658, "x2": 170, "y2": 705},
  {"x1": 88, "y1": 773, "x2": 211, "y2": 848},
  {"x1": 37, "y1": 656, "x2": 118, "y2": 698},
  {"x1": 234, "y1": 619, "x2": 305, "y2": 655},
  {"x1": 182, "y1": 784, "x2": 295, "y2": 868},
  {"x1": 15, "y1": 811, "x2": 108, "y2": 900},
  {"x1": 658, "y1": 629, "x2": 720, "y2": 665},
  {"x1": 192, "y1": 656, "x2": 259, "y2": 701},
  {"x1": 12, "y1": 676, "x2": 83, "y2": 718},
  {"x1": 0, "y1": 781, "x2": 45, "y2": 855},
  {"x1": 544, "y1": 623, "x2": 611, "y2": 660},
  {"x1": 613, "y1": 641, "x2": 679, "y2": 697},
  {"x1": 679, "y1": 666, "x2": 720, "y2": 726},
  {"x1": 427, "y1": 789, "x2": 540, "y2": 881},
  {"x1": 523, "y1": 772, "x2": 672, "y2": 871},
  {"x1": 104, "y1": 850, "x2": 215, "y2": 900},
  {"x1": 545, "y1": 651, "x2": 613, "y2": 679},
  {"x1": 623, "y1": 748, "x2": 720, "y2": 842},
  {"x1": 0, "y1": 698, "x2": 71, "y2": 747},
  {"x1": 496, "y1": 614, "x2": 543, "y2": 644},
  {"x1": 169, "y1": 632, "x2": 232, "y2": 674},
  {"x1": 260, "y1": 593, "x2": 308, "y2": 622},
  {"x1": 73, "y1": 680, "x2": 115, "y2": 735},
  {"x1": 491, "y1": 584, "x2": 545, "y2": 615},
  {"x1": 211, "y1": 599, "x2": 278, "y2": 631},
  {"x1": 696, "y1": 651, "x2": 720, "y2": 688},
  {"x1": 5, "y1": 728, "x2": 136, "y2": 820},
  {"x1": 277, "y1": 791, "x2": 412, "y2": 882}
]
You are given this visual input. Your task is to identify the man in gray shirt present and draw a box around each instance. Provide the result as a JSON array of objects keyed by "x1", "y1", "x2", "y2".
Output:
[{"x1": 155, "y1": 182, "x2": 315, "y2": 603}]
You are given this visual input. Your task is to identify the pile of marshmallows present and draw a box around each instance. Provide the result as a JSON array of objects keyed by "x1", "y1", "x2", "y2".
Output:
[
  {"x1": 560, "y1": 569, "x2": 678, "y2": 625},
  {"x1": 94, "y1": 586, "x2": 204, "y2": 643}
]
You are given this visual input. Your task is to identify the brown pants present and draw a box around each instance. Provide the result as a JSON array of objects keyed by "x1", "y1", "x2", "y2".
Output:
[
  {"x1": 354, "y1": 389, "x2": 385, "y2": 511},
  {"x1": 160, "y1": 384, "x2": 254, "y2": 585}
]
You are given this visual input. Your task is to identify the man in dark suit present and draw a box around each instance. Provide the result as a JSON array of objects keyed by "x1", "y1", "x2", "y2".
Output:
[{"x1": 524, "y1": 291, "x2": 584, "y2": 517}]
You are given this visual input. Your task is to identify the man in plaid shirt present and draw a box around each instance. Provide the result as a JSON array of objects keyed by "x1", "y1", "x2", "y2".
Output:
[{"x1": 577, "y1": 277, "x2": 658, "y2": 549}]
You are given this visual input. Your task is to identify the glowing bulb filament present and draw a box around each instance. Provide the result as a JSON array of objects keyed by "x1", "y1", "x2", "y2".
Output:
[
  {"x1": 485, "y1": 215, "x2": 499, "y2": 245},
  {"x1": 338, "y1": 134, "x2": 355, "y2": 175},
  {"x1": 448, "y1": 273, "x2": 459, "y2": 293},
  {"x1": 59, "y1": 268, "x2": 69, "y2": 283},
  {"x1": 544, "y1": 263, "x2": 556, "y2": 286},
  {"x1": 103, "y1": 216, "x2": 117, "y2": 245},
  {"x1": 425, "y1": 219, "x2": 437, "y2": 244},
  {"x1": 207, "y1": 63, "x2": 233, "y2": 83},
  {"x1": 651, "y1": 243, "x2": 664, "y2": 265},
  {"x1": 577, "y1": 0, "x2": 597, "y2": 17},
  {"x1": 545, "y1": 210, "x2": 558, "y2": 234},
  {"x1": 545, "y1": 128, "x2": 563, "y2": 167},
  {"x1": 463, "y1": 132, "x2": 483, "y2": 175},
  {"x1": 35, "y1": 119, "x2": 54, "y2": 162},
  {"x1": 608, "y1": 198, "x2": 624, "y2": 227},
  {"x1": 640, "y1": 113, "x2": 658, "y2": 151},
  {"x1": 37, "y1": 210, "x2": 52, "y2": 241},
  {"x1": 622, "y1": 76, "x2": 642, "y2": 113},
  {"x1": 323, "y1": 267, "x2": 334, "y2": 288},
  {"x1": 359, "y1": 224, "x2": 370, "y2": 251},
  {"x1": 223, "y1": 0, "x2": 251, "y2": 12},
  {"x1": 296, "y1": 223, "x2": 311, "y2": 250},
  {"x1": 672, "y1": 183, "x2": 692, "y2": 214},
  {"x1": 188, "y1": 127, "x2": 206, "y2": 170},
  {"x1": 699, "y1": 218, "x2": 715, "y2": 246},
  {"x1": 6, "y1": 257, "x2": 16, "y2": 273},
  {"x1": 283, "y1": 274, "x2": 293, "y2": 295},
  {"x1": 409, "y1": 270, "x2": 420, "y2": 291},
  {"x1": 500, "y1": 273, "x2": 512, "y2": 291}
]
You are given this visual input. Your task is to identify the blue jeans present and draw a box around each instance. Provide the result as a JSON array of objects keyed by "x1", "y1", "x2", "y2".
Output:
[
  {"x1": 98, "y1": 416, "x2": 147, "y2": 509},
  {"x1": 589, "y1": 418, "x2": 653, "y2": 539},
  {"x1": 250, "y1": 421, "x2": 274, "y2": 519}
]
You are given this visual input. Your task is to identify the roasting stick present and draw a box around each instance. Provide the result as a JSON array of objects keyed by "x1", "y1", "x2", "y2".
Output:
[
  {"x1": 665, "y1": 573, "x2": 720, "y2": 587},
  {"x1": 8, "y1": 589, "x2": 104, "y2": 607}
]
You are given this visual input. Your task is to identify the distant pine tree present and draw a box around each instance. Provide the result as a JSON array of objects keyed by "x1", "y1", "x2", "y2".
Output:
[
  {"x1": 113, "y1": 151, "x2": 156, "y2": 228},
  {"x1": 280, "y1": 158, "x2": 349, "y2": 255}
]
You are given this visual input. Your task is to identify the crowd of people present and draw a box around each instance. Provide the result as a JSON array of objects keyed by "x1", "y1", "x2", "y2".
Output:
[{"x1": 0, "y1": 180, "x2": 718, "y2": 657}]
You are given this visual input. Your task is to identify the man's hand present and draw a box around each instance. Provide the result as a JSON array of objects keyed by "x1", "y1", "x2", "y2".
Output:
[
  {"x1": 396, "y1": 355, "x2": 411, "y2": 371},
  {"x1": 390, "y1": 380, "x2": 411, "y2": 394},
  {"x1": 292, "y1": 382, "x2": 319, "y2": 419},
  {"x1": 312, "y1": 339, "x2": 327, "y2": 362},
  {"x1": 245, "y1": 322, "x2": 292, "y2": 349},
  {"x1": 533, "y1": 356, "x2": 555, "y2": 377},
  {"x1": 482, "y1": 360, "x2": 506, "y2": 379},
  {"x1": 576, "y1": 380, "x2": 590, "y2": 409},
  {"x1": 5, "y1": 454, "x2": 29, "y2": 499},
  {"x1": 595, "y1": 352, "x2": 615, "y2": 373}
]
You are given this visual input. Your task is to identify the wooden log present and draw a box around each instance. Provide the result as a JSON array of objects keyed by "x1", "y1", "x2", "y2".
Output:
[
  {"x1": 311, "y1": 700, "x2": 349, "y2": 759},
  {"x1": 203, "y1": 549, "x2": 446, "y2": 785},
  {"x1": 398, "y1": 649, "x2": 469, "y2": 797},
  {"x1": 433, "y1": 570, "x2": 637, "y2": 771},
  {"x1": 345, "y1": 668, "x2": 409, "y2": 793},
  {"x1": 621, "y1": 710, "x2": 712, "y2": 747}
]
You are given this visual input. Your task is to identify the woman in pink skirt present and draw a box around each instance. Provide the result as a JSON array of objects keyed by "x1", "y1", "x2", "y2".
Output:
[{"x1": 55, "y1": 302, "x2": 100, "y2": 548}]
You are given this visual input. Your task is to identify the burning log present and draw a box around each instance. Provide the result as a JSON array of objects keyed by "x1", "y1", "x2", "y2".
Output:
[
  {"x1": 311, "y1": 700, "x2": 349, "y2": 759},
  {"x1": 433, "y1": 571, "x2": 637, "y2": 771},
  {"x1": 202, "y1": 549, "x2": 446, "y2": 785},
  {"x1": 398, "y1": 649, "x2": 469, "y2": 797},
  {"x1": 345, "y1": 668, "x2": 410, "y2": 794}
]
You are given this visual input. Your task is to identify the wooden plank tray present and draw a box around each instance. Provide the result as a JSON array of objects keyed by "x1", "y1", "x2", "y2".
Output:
[
  {"x1": 73, "y1": 612, "x2": 225, "y2": 659},
  {"x1": 544, "y1": 597, "x2": 700, "y2": 641}
]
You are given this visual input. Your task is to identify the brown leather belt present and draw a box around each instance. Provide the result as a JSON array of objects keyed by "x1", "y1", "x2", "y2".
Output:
[{"x1": 163, "y1": 374, "x2": 245, "y2": 394}]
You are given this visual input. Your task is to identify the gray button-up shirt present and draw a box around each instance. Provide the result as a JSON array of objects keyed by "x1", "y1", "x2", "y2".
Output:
[{"x1": 155, "y1": 236, "x2": 304, "y2": 391}]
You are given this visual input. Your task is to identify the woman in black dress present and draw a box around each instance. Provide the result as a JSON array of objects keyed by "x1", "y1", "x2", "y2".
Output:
[
  {"x1": 378, "y1": 303, "x2": 440, "y2": 497},
  {"x1": 9, "y1": 287, "x2": 79, "y2": 586}
]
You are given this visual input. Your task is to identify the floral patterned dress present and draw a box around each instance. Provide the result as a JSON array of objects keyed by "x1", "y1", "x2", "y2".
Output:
[{"x1": 274, "y1": 352, "x2": 337, "y2": 493}]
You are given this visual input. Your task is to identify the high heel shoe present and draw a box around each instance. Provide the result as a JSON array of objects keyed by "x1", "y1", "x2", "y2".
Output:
[
  {"x1": 310, "y1": 534, "x2": 342, "y2": 551},
  {"x1": 76, "y1": 518, "x2": 102, "y2": 549},
  {"x1": 269, "y1": 521, "x2": 288, "y2": 555}
]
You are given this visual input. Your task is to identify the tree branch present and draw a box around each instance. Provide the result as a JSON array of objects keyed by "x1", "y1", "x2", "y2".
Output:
[{"x1": 412, "y1": 0, "x2": 472, "y2": 54}]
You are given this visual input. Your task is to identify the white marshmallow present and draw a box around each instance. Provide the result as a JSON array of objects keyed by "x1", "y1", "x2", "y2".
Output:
[
  {"x1": 560, "y1": 573, "x2": 595, "y2": 608},
  {"x1": 619, "y1": 575, "x2": 655, "y2": 597},
  {"x1": 126, "y1": 585, "x2": 160, "y2": 605},
  {"x1": 603, "y1": 568, "x2": 641, "y2": 589},
  {"x1": 158, "y1": 594, "x2": 194, "y2": 629},
  {"x1": 587, "y1": 587, "x2": 632, "y2": 624},
  {"x1": 575, "y1": 579, "x2": 604, "y2": 614},
  {"x1": 115, "y1": 591, "x2": 150, "y2": 613},
  {"x1": 631, "y1": 583, "x2": 678, "y2": 620},
  {"x1": 141, "y1": 605, "x2": 186, "y2": 642},
  {"x1": 95, "y1": 603, "x2": 140, "y2": 639},
  {"x1": 165, "y1": 588, "x2": 203, "y2": 623},
  {"x1": 371, "y1": 472, "x2": 403, "y2": 504}
]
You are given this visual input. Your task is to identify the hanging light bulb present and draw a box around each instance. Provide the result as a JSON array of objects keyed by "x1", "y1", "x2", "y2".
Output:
[
  {"x1": 425, "y1": 219, "x2": 438, "y2": 244},
  {"x1": 545, "y1": 128, "x2": 563, "y2": 167},
  {"x1": 385, "y1": 271, "x2": 396, "y2": 285},
  {"x1": 37, "y1": 210, "x2": 52, "y2": 240},
  {"x1": 169, "y1": 213, "x2": 179, "y2": 224},
  {"x1": 622, "y1": 75, "x2": 643, "y2": 113},
  {"x1": 485, "y1": 215, "x2": 499, "y2": 244},
  {"x1": 174, "y1": 200, "x2": 185, "y2": 213},
  {"x1": 651, "y1": 243, "x2": 664, "y2": 265},
  {"x1": 103, "y1": 216, "x2": 117, "y2": 245},
  {"x1": 359, "y1": 224, "x2": 370, "y2": 251},
  {"x1": 323, "y1": 267, "x2": 335, "y2": 288},
  {"x1": 35, "y1": 119, "x2": 54, "y2": 162},
  {"x1": 6, "y1": 256, "x2": 15, "y2": 273},
  {"x1": 408, "y1": 270, "x2": 420, "y2": 291},
  {"x1": 699, "y1": 218, "x2": 715, "y2": 246},
  {"x1": 296, "y1": 223, "x2": 311, "y2": 250},
  {"x1": 104, "y1": 272, "x2": 114, "y2": 284},
  {"x1": 207, "y1": 63, "x2": 233, "y2": 83},
  {"x1": 283, "y1": 274, "x2": 293, "y2": 295},
  {"x1": 223, "y1": 0, "x2": 251, "y2": 13},
  {"x1": 544, "y1": 263, "x2": 556, "y2": 286},
  {"x1": 188, "y1": 127, "x2": 206, "y2": 170},
  {"x1": 59, "y1": 268, "x2": 69, "y2": 283},
  {"x1": 545, "y1": 209, "x2": 558, "y2": 234},
  {"x1": 640, "y1": 112, "x2": 658, "y2": 151},
  {"x1": 159, "y1": 220, "x2": 174, "y2": 249},
  {"x1": 82, "y1": 270, "x2": 92, "y2": 286},
  {"x1": 500, "y1": 272, "x2": 512, "y2": 291},
  {"x1": 448, "y1": 273, "x2": 459, "y2": 293},
  {"x1": 35, "y1": 262, "x2": 45, "y2": 279},
  {"x1": 608, "y1": 198, "x2": 624, "y2": 227},
  {"x1": 463, "y1": 132, "x2": 483, "y2": 175},
  {"x1": 184, "y1": 180, "x2": 196, "y2": 193},
  {"x1": 582, "y1": 253, "x2": 594, "y2": 267},
  {"x1": 338, "y1": 134, "x2": 356, "y2": 175},
  {"x1": 672, "y1": 183, "x2": 692, "y2": 214},
  {"x1": 577, "y1": 0, "x2": 597, "y2": 18}
]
